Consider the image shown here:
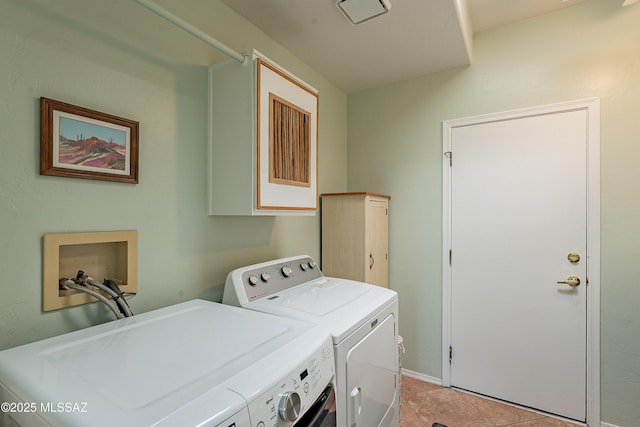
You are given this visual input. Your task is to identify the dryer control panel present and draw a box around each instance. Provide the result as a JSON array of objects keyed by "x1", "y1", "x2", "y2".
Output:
[{"x1": 224, "y1": 256, "x2": 325, "y2": 304}]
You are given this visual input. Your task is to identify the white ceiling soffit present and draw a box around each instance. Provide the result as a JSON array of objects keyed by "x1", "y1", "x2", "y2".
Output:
[
  {"x1": 221, "y1": 0, "x2": 603, "y2": 94},
  {"x1": 467, "y1": 0, "x2": 589, "y2": 33},
  {"x1": 222, "y1": 0, "x2": 473, "y2": 94}
]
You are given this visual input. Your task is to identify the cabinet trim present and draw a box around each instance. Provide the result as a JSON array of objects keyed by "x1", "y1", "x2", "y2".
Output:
[{"x1": 321, "y1": 192, "x2": 390, "y2": 199}]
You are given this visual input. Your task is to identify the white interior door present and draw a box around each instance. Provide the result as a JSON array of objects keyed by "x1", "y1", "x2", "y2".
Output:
[{"x1": 447, "y1": 108, "x2": 590, "y2": 421}]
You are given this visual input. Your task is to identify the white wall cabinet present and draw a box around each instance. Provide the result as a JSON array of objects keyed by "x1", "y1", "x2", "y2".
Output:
[
  {"x1": 208, "y1": 50, "x2": 319, "y2": 216},
  {"x1": 321, "y1": 192, "x2": 390, "y2": 287}
]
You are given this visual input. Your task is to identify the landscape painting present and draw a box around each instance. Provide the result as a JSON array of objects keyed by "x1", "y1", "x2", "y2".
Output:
[
  {"x1": 57, "y1": 116, "x2": 128, "y2": 172},
  {"x1": 40, "y1": 97, "x2": 139, "y2": 184}
]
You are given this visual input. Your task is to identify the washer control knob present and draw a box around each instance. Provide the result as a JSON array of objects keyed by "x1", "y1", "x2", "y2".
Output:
[
  {"x1": 300, "y1": 263, "x2": 308, "y2": 271},
  {"x1": 281, "y1": 266, "x2": 293, "y2": 277},
  {"x1": 278, "y1": 391, "x2": 301, "y2": 422},
  {"x1": 308, "y1": 261, "x2": 316, "y2": 269},
  {"x1": 248, "y1": 275, "x2": 259, "y2": 286},
  {"x1": 260, "y1": 272, "x2": 270, "y2": 282}
]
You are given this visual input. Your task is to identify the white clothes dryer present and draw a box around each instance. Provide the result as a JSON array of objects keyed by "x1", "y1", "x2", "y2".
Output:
[
  {"x1": 0, "y1": 299, "x2": 336, "y2": 427},
  {"x1": 223, "y1": 255, "x2": 399, "y2": 427}
]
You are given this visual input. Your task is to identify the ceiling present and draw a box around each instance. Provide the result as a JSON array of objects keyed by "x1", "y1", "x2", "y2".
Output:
[
  {"x1": 6, "y1": 0, "x2": 626, "y2": 95},
  {"x1": 222, "y1": 0, "x2": 591, "y2": 93}
]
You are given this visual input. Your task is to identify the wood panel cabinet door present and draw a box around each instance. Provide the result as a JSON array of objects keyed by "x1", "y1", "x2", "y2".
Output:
[
  {"x1": 365, "y1": 197, "x2": 389, "y2": 286},
  {"x1": 321, "y1": 193, "x2": 389, "y2": 287}
]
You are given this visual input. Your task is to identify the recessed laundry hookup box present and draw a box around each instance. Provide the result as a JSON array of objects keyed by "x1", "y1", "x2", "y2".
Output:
[{"x1": 42, "y1": 230, "x2": 137, "y2": 311}]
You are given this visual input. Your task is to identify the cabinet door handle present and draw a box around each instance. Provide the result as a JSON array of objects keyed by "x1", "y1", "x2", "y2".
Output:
[{"x1": 370, "y1": 253, "x2": 374, "y2": 270}]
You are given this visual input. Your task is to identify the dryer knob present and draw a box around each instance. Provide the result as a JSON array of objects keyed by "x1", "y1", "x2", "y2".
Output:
[
  {"x1": 281, "y1": 266, "x2": 293, "y2": 277},
  {"x1": 279, "y1": 391, "x2": 301, "y2": 422}
]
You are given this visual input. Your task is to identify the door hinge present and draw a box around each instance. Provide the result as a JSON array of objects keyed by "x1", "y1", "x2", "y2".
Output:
[
  {"x1": 444, "y1": 151, "x2": 453, "y2": 167},
  {"x1": 449, "y1": 345, "x2": 453, "y2": 364},
  {"x1": 449, "y1": 249, "x2": 452, "y2": 265}
]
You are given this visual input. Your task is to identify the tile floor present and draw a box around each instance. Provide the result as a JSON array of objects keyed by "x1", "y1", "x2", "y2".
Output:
[{"x1": 400, "y1": 375, "x2": 579, "y2": 427}]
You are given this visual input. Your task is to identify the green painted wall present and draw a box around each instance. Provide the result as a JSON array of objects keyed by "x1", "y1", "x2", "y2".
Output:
[
  {"x1": 0, "y1": 0, "x2": 347, "y2": 349},
  {"x1": 347, "y1": 0, "x2": 640, "y2": 425}
]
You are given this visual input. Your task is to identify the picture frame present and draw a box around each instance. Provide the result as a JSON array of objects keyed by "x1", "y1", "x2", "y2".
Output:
[
  {"x1": 256, "y1": 58, "x2": 318, "y2": 211},
  {"x1": 40, "y1": 97, "x2": 139, "y2": 184}
]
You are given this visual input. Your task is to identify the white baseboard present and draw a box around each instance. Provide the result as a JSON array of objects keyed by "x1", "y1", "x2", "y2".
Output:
[
  {"x1": 400, "y1": 368, "x2": 442, "y2": 386},
  {"x1": 399, "y1": 369, "x2": 617, "y2": 427}
]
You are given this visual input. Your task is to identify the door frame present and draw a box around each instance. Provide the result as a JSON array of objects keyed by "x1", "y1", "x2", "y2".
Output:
[{"x1": 441, "y1": 98, "x2": 600, "y2": 425}]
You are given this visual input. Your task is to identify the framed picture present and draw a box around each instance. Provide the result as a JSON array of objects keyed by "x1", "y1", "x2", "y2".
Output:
[
  {"x1": 256, "y1": 58, "x2": 318, "y2": 211},
  {"x1": 40, "y1": 97, "x2": 139, "y2": 184}
]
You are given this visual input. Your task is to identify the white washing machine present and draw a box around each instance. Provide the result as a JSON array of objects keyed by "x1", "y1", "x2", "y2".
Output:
[
  {"x1": 0, "y1": 299, "x2": 336, "y2": 427},
  {"x1": 223, "y1": 255, "x2": 399, "y2": 427}
]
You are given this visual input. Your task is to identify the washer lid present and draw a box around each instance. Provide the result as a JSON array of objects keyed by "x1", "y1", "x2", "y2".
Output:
[
  {"x1": 0, "y1": 300, "x2": 315, "y2": 427},
  {"x1": 247, "y1": 277, "x2": 398, "y2": 343}
]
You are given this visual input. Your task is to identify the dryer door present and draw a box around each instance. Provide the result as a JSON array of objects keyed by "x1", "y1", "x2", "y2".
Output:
[{"x1": 346, "y1": 313, "x2": 397, "y2": 427}]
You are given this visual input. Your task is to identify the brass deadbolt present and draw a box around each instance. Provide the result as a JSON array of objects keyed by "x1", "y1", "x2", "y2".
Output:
[{"x1": 567, "y1": 253, "x2": 581, "y2": 263}]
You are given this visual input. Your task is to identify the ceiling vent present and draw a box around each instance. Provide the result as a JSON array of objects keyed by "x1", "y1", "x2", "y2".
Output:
[{"x1": 336, "y1": 0, "x2": 392, "y2": 25}]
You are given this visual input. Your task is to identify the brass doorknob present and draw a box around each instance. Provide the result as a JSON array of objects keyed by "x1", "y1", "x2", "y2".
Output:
[{"x1": 557, "y1": 276, "x2": 580, "y2": 287}]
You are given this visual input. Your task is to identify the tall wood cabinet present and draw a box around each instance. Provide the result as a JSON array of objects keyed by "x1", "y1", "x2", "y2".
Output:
[{"x1": 321, "y1": 192, "x2": 390, "y2": 287}]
